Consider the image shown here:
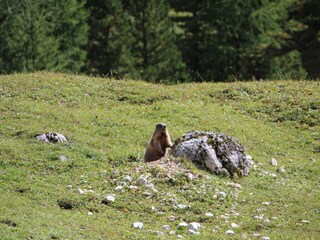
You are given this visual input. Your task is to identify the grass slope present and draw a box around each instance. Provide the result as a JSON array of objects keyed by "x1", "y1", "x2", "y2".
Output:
[{"x1": 0, "y1": 72, "x2": 319, "y2": 239}]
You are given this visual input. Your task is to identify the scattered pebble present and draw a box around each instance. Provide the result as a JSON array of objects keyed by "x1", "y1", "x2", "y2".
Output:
[
  {"x1": 88, "y1": 212, "x2": 93, "y2": 216},
  {"x1": 227, "y1": 182, "x2": 242, "y2": 189},
  {"x1": 169, "y1": 230, "x2": 176, "y2": 235},
  {"x1": 132, "y1": 222, "x2": 143, "y2": 229},
  {"x1": 115, "y1": 186, "x2": 123, "y2": 191},
  {"x1": 301, "y1": 220, "x2": 310, "y2": 224},
  {"x1": 168, "y1": 215, "x2": 176, "y2": 222},
  {"x1": 136, "y1": 175, "x2": 148, "y2": 185},
  {"x1": 217, "y1": 191, "x2": 227, "y2": 198},
  {"x1": 264, "y1": 219, "x2": 270, "y2": 224},
  {"x1": 205, "y1": 212, "x2": 213, "y2": 217},
  {"x1": 262, "y1": 202, "x2": 270, "y2": 206},
  {"x1": 59, "y1": 155, "x2": 68, "y2": 162},
  {"x1": 253, "y1": 214, "x2": 264, "y2": 220},
  {"x1": 162, "y1": 225, "x2": 170, "y2": 230},
  {"x1": 177, "y1": 204, "x2": 188, "y2": 209},
  {"x1": 270, "y1": 158, "x2": 277, "y2": 166},
  {"x1": 177, "y1": 222, "x2": 188, "y2": 228},
  {"x1": 225, "y1": 230, "x2": 235, "y2": 235},
  {"x1": 188, "y1": 222, "x2": 202, "y2": 231},
  {"x1": 151, "y1": 206, "x2": 157, "y2": 211},
  {"x1": 188, "y1": 229, "x2": 200, "y2": 235},
  {"x1": 129, "y1": 185, "x2": 139, "y2": 191},
  {"x1": 66, "y1": 185, "x2": 72, "y2": 189},
  {"x1": 260, "y1": 237, "x2": 270, "y2": 240},
  {"x1": 75, "y1": 188, "x2": 86, "y2": 195},
  {"x1": 278, "y1": 166, "x2": 286, "y2": 173},
  {"x1": 231, "y1": 223, "x2": 239, "y2": 228},
  {"x1": 156, "y1": 230, "x2": 164, "y2": 236},
  {"x1": 253, "y1": 233, "x2": 261, "y2": 237},
  {"x1": 101, "y1": 194, "x2": 115, "y2": 204},
  {"x1": 143, "y1": 191, "x2": 152, "y2": 196},
  {"x1": 124, "y1": 175, "x2": 133, "y2": 182},
  {"x1": 177, "y1": 235, "x2": 184, "y2": 239}
]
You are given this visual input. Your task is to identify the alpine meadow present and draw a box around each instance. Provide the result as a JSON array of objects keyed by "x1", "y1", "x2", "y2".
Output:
[
  {"x1": 0, "y1": 0, "x2": 320, "y2": 239},
  {"x1": 0, "y1": 72, "x2": 319, "y2": 239}
]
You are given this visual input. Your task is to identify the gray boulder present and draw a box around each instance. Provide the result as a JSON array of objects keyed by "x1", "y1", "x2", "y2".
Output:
[{"x1": 172, "y1": 131, "x2": 250, "y2": 177}]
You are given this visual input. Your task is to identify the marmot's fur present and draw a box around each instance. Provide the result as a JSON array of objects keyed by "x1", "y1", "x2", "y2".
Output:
[{"x1": 144, "y1": 123, "x2": 173, "y2": 162}]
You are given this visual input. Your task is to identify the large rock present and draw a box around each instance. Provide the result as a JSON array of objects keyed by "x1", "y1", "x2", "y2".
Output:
[{"x1": 171, "y1": 131, "x2": 250, "y2": 177}]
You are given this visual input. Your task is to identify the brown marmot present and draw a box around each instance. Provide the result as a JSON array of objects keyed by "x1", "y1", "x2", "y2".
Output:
[{"x1": 144, "y1": 123, "x2": 173, "y2": 162}]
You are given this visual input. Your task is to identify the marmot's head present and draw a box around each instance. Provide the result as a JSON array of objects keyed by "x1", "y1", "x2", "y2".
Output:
[{"x1": 156, "y1": 123, "x2": 167, "y2": 132}]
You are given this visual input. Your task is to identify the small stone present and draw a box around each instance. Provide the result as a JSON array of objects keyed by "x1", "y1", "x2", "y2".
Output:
[
  {"x1": 264, "y1": 219, "x2": 270, "y2": 224},
  {"x1": 260, "y1": 237, "x2": 270, "y2": 240},
  {"x1": 88, "y1": 212, "x2": 93, "y2": 216},
  {"x1": 225, "y1": 230, "x2": 235, "y2": 235},
  {"x1": 101, "y1": 194, "x2": 115, "y2": 204},
  {"x1": 227, "y1": 182, "x2": 242, "y2": 188},
  {"x1": 143, "y1": 191, "x2": 152, "y2": 196},
  {"x1": 253, "y1": 215, "x2": 264, "y2": 220},
  {"x1": 156, "y1": 231, "x2": 164, "y2": 236},
  {"x1": 231, "y1": 223, "x2": 239, "y2": 228},
  {"x1": 205, "y1": 212, "x2": 213, "y2": 217},
  {"x1": 177, "y1": 204, "x2": 188, "y2": 209},
  {"x1": 253, "y1": 233, "x2": 261, "y2": 237},
  {"x1": 129, "y1": 185, "x2": 139, "y2": 191},
  {"x1": 59, "y1": 155, "x2": 68, "y2": 162},
  {"x1": 217, "y1": 191, "x2": 227, "y2": 198},
  {"x1": 262, "y1": 202, "x2": 270, "y2": 206},
  {"x1": 187, "y1": 229, "x2": 200, "y2": 235},
  {"x1": 176, "y1": 235, "x2": 184, "y2": 239},
  {"x1": 168, "y1": 215, "x2": 176, "y2": 222},
  {"x1": 66, "y1": 185, "x2": 72, "y2": 189},
  {"x1": 151, "y1": 206, "x2": 157, "y2": 211},
  {"x1": 270, "y1": 158, "x2": 277, "y2": 166},
  {"x1": 75, "y1": 188, "x2": 86, "y2": 195},
  {"x1": 162, "y1": 225, "x2": 170, "y2": 230},
  {"x1": 301, "y1": 220, "x2": 310, "y2": 224},
  {"x1": 115, "y1": 186, "x2": 123, "y2": 191},
  {"x1": 169, "y1": 230, "x2": 176, "y2": 235},
  {"x1": 136, "y1": 176, "x2": 148, "y2": 185},
  {"x1": 132, "y1": 222, "x2": 143, "y2": 229},
  {"x1": 177, "y1": 222, "x2": 188, "y2": 228},
  {"x1": 188, "y1": 222, "x2": 201, "y2": 231},
  {"x1": 278, "y1": 166, "x2": 285, "y2": 173},
  {"x1": 124, "y1": 175, "x2": 133, "y2": 182},
  {"x1": 270, "y1": 173, "x2": 277, "y2": 177}
]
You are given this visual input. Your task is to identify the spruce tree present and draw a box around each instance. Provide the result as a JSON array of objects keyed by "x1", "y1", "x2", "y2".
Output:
[
  {"x1": 124, "y1": 0, "x2": 189, "y2": 83},
  {"x1": 86, "y1": 0, "x2": 135, "y2": 78}
]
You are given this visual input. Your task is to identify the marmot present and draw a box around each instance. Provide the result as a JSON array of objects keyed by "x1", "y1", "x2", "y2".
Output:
[{"x1": 144, "y1": 123, "x2": 173, "y2": 162}]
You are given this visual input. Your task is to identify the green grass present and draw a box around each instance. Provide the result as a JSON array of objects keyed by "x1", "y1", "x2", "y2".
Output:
[{"x1": 0, "y1": 72, "x2": 319, "y2": 239}]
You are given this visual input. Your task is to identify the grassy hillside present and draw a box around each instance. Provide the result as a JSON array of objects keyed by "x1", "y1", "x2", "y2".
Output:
[{"x1": 0, "y1": 72, "x2": 319, "y2": 239}]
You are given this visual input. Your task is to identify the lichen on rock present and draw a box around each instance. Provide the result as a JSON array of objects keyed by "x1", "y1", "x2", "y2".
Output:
[{"x1": 171, "y1": 131, "x2": 250, "y2": 177}]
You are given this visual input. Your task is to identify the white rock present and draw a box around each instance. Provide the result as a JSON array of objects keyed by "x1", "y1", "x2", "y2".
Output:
[
  {"x1": 75, "y1": 188, "x2": 86, "y2": 195},
  {"x1": 205, "y1": 212, "x2": 213, "y2": 217},
  {"x1": 253, "y1": 233, "x2": 261, "y2": 237},
  {"x1": 278, "y1": 166, "x2": 286, "y2": 173},
  {"x1": 225, "y1": 230, "x2": 235, "y2": 235},
  {"x1": 187, "y1": 229, "x2": 200, "y2": 235},
  {"x1": 177, "y1": 222, "x2": 188, "y2": 228},
  {"x1": 168, "y1": 215, "x2": 176, "y2": 222},
  {"x1": 227, "y1": 182, "x2": 242, "y2": 189},
  {"x1": 115, "y1": 186, "x2": 123, "y2": 191},
  {"x1": 88, "y1": 212, "x2": 93, "y2": 216},
  {"x1": 188, "y1": 222, "x2": 201, "y2": 231},
  {"x1": 262, "y1": 202, "x2": 270, "y2": 206},
  {"x1": 66, "y1": 185, "x2": 72, "y2": 189},
  {"x1": 59, "y1": 155, "x2": 68, "y2": 161},
  {"x1": 217, "y1": 191, "x2": 227, "y2": 198},
  {"x1": 124, "y1": 175, "x2": 133, "y2": 182},
  {"x1": 260, "y1": 237, "x2": 270, "y2": 240},
  {"x1": 136, "y1": 176, "x2": 148, "y2": 185},
  {"x1": 169, "y1": 230, "x2": 176, "y2": 235},
  {"x1": 270, "y1": 173, "x2": 277, "y2": 177},
  {"x1": 132, "y1": 222, "x2": 143, "y2": 229},
  {"x1": 264, "y1": 219, "x2": 270, "y2": 224},
  {"x1": 177, "y1": 204, "x2": 188, "y2": 209},
  {"x1": 177, "y1": 235, "x2": 184, "y2": 239},
  {"x1": 151, "y1": 206, "x2": 157, "y2": 211},
  {"x1": 270, "y1": 158, "x2": 277, "y2": 166},
  {"x1": 143, "y1": 191, "x2": 152, "y2": 196},
  {"x1": 253, "y1": 214, "x2": 264, "y2": 220},
  {"x1": 87, "y1": 190, "x2": 95, "y2": 193},
  {"x1": 162, "y1": 225, "x2": 170, "y2": 230},
  {"x1": 156, "y1": 231, "x2": 164, "y2": 236},
  {"x1": 301, "y1": 220, "x2": 310, "y2": 224},
  {"x1": 231, "y1": 223, "x2": 239, "y2": 228},
  {"x1": 102, "y1": 194, "x2": 115, "y2": 204},
  {"x1": 129, "y1": 185, "x2": 139, "y2": 191}
]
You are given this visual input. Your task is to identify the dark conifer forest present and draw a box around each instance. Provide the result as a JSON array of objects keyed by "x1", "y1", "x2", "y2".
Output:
[{"x1": 0, "y1": 0, "x2": 319, "y2": 82}]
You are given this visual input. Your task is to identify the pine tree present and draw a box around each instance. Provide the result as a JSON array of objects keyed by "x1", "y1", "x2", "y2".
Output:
[
  {"x1": 124, "y1": 0, "x2": 189, "y2": 83},
  {"x1": 86, "y1": 0, "x2": 135, "y2": 78}
]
